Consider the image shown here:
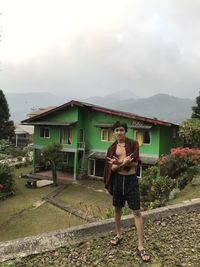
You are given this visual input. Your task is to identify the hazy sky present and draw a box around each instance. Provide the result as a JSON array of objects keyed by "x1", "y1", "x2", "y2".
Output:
[{"x1": 1, "y1": 0, "x2": 200, "y2": 99}]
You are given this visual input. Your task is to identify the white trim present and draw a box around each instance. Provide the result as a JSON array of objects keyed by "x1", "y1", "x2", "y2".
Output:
[
  {"x1": 137, "y1": 165, "x2": 142, "y2": 178},
  {"x1": 101, "y1": 129, "x2": 109, "y2": 141},
  {"x1": 135, "y1": 129, "x2": 151, "y2": 145},
  {"x1": 60, "y1": 126, "x2": 73, "y2": 145},
  {"x1": 40, "y1": 127, "x2": 50, "y2": 138},
  {"x1": 101, "y1": 128, "x2": 115, "y2": 142},
  {"x1": 88, "y1": 158, "x2": 95, "y2": 176},
  {"x1": 88, "y1": 175, "x2": 103, "y2": 179}
]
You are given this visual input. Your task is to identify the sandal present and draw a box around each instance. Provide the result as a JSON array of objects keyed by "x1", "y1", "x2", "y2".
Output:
[
  {"x1": 137, "y1": 249, "x2": 151, "y2": 262},
  {"x1": 110, "y1": 235, "x2": 122, "y2": 246}
]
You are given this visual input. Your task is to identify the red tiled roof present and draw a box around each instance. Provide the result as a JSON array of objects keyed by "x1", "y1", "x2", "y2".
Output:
[{"x1": 21, "y1": 100, "x2": 178, "y2": 126}]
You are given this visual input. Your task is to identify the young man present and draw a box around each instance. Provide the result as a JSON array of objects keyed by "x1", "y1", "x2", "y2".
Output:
[{"x1": 103, "y1": 121, "x2": 151, "y2": 263}]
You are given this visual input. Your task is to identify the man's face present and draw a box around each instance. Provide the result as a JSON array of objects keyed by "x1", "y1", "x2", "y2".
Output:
[{"x1": 113, "y1": 126, "x2": 126, "y2": 141}]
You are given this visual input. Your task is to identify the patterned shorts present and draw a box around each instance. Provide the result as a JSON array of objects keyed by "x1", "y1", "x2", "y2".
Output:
[{"x1": 112, "y1": 172, "x2": 140, "y2": 210}]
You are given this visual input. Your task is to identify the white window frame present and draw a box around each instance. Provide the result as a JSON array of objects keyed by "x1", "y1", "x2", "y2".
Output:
[
  {"x1": 88, "y1": 159, "x2": 95, "y2": 176},
  {"x1": 135, "y1": 130, "x2": 151, "y2": 145},
  {"x1": 60, "y1": 126, "x2": 73, "y2": 145},
  {"x1": 88, "y1": 158, "x2": 105, "y2": 178},
  {"x1": 101, "y1": 129, "x2": 109, "y2": 141},
  {"x1": 137, "y1": 164, "x2": 142, "y2": 178},
  {"x1": 40, "y1": 127, "x2": 50, "y2": 138},
  {"x1": 101, "y1": 128, "x2": 115, "y2": 142}
]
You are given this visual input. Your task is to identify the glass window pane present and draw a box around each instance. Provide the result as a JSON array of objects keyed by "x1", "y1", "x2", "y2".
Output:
[
  {"x1": 136, "y1": 131, "x2": 144, "y2": 145},
  {"x1": 102, "y1": 129, "x2": 108, "y2": 141},
  {"x1": 95, "y1": 159, "x2": 105, "y2": 177},
  {"x1": 89, "y1": 159, "x2": 95, "y2": 175},
  {"x1": 144, "y1": 131, "x2": 150, "y2": 144},
  {"x1": 108, "y1": 129, "x2": 115, "y2": 141}
]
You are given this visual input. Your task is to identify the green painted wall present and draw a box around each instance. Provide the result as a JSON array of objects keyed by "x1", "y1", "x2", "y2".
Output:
[
  {"x1": 33, "y1": 106, "x2": 79, "y2": 149},
  {"x1": 159, "y1": 125, "x2": 182, "y2": 155},
  {"x1": 78, "y1": 108, "x2": 160, "y2": 156},
  {"x1": 136, "y1": 126, "x2": 160, "y2": 156}
]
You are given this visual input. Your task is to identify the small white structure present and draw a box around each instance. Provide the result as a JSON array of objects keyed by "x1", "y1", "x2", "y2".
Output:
[{"x1": 14, "y1": 124, "x2": 34, "y2": 147}]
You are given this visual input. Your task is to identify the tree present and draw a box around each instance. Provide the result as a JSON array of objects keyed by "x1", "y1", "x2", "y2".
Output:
[
  {"x1": 42, "y1": 143, "x2": 62, "y2": 186},
  {"x1": 179, "y1": 118, "x2": 200, "y2": 148},
  {"x1": 191, "y1": 92, "x2": 200, "y2": 119},
  {"x1": 0, "y1": 89, "x2": 14, "y2": 140}
]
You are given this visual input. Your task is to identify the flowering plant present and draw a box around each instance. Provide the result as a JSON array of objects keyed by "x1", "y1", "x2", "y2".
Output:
[{"x1": 157, "y1": 147, "x2": 200, "y2": 178}]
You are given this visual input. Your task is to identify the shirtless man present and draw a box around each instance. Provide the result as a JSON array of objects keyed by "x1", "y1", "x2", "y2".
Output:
[{"x1": 103, "y1": 121, "x2": 151, "y2": 262}]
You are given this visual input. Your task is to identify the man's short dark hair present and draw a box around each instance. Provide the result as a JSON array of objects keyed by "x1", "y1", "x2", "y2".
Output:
[{"x1": 112, "y1": 121, "x2": 128, "y2": 132}]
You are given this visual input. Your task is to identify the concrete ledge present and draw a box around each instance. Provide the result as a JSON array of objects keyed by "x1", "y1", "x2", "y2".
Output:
[{"x1": 0, "y1": 199, "x2": 200, "y2": 262}]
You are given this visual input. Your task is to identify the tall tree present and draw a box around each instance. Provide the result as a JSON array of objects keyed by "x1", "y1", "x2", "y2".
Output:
[
  {"x1": 42, "y1": 143, "x2": 63, "y2": 186},
  {"x1": 179, "y1": 118, "x2": 200, "y2": 148},
  {"x1": 0, "y1": 89, "x2": 14, "y2": 140},
  {"x1": 191, "y1": 91, "x2": 200, "y2": 119}
]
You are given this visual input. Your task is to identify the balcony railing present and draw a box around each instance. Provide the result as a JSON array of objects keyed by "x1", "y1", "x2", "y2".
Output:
[{"x1": 77, "y1": 142, "x2": 85, "y2": 149}]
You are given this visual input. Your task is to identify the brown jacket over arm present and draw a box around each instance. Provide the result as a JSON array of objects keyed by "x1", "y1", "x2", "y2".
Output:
[{"x1": 103, "y1": 137, "x2": 140, "y2": 195}]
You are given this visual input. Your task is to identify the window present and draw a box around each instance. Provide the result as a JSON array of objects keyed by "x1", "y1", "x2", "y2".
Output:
[
  {"x1": 101, "y1": 128, "x2": 115, "y2": 141},
  {"x1": 172, "y1": 128, "x2": 178, "y2": 139},
  {"x1": 144, "y1": 131, "x2": 151, "y2": 144},
  {"x1": 136, "y1": 164, "x2": 142, "y2": 178},
  {"x1": 60, "y1": 127, "x2": 72, "y2": 144},
  {"x1": 88, "y1": 159, "x2": 105, "y2": 177},
  {"x1": 136, "y1": 164, "x2": 149, "y2": 178},
  {"x1": 95, "y1": 159, "x2": 105, "y2": 177},
  {"x1": 40, "y1": 127, "x2": 50, "y2": 138},
  {"x1": 63, "y1": 152, "x2": 69, "y2": 163},
  {"x1": 136, "y1": 130, "x2": 151, "y2": 145},
  {"x1": 89, "y1": 159, "x2": 95, "y2": 176}
]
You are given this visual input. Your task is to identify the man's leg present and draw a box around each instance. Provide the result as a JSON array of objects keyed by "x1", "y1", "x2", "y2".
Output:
[
  {"x1": 110, "y1": 207, "x2": 122, "y2": 245},
  {"x1": 133, "y1": 209, "x2": 150, "y2": 261},
  {"x1": 115, "y1": 207, "x2": 122, "y2": 238}
]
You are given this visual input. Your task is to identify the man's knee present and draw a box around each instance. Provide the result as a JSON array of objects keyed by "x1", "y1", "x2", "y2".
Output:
[
  {"x1": 132, "y1": 209, "x2": 141, "y2": 217},
  {"x1": 115, "y1": 206, "x2": 122, "y2": 213}
]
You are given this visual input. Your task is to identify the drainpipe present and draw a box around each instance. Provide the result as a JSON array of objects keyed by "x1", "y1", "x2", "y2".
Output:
[{"x1": 73, "y1": 151, "x2": 78, "y2": 181}]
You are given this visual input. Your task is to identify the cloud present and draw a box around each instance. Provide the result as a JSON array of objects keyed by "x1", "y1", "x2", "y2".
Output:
[{"x1": 1, "y1": 0, "x2": 200, "y2": 98}]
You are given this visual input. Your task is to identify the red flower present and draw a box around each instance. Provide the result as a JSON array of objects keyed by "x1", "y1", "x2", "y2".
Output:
[{"x1": 0, "y1": 184, "x2": 5, "y2": 189}]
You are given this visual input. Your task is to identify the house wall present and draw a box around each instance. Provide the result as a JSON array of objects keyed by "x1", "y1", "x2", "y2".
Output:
[
  {"x1": 79, "y1": 108, "x2": 160, "y2": 156},
  {"x1": 30, "y1": 104, "x2": 181, "y2": 178},
  {"x1": 159, "y1": 125, "x2": 182, "y2": 155},
  {"x1": 136, "y1": 126, "x2": 160, "y2": 156},
  {"x1": 33, "y1": 106, "x2": 79, "y2": 149}
]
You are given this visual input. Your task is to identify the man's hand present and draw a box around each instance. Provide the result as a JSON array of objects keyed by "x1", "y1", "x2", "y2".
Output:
[
  {"x1": 122, "y1": 153, "x2": 134, "y2": 166},
  {"x1": 107, "y1": 156, "x2": 123, "y2": 165}
]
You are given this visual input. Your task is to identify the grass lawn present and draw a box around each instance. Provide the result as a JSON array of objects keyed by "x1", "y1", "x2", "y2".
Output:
[
  {"x1": 0, "y1": 166, "x2": 85, "y2": 242},
  {"x1": 167, "y1": 173, "x2": 200, "y2": 205},
  {"x1": 0, "y1": 202, "x2": 85, "y2": 242},
  {"x1": 57, "y1": 179, "x2": 115, "y2": 219}
]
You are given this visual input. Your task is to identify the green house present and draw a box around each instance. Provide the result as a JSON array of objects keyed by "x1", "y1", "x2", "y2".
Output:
[{"x1": 21, "y1": 100, "x2": 181, "y2": 180}]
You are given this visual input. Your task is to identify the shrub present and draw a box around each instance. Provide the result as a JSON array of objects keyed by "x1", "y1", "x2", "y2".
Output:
[
  {"x1": 4, "y1": 146, "x2": 25, "y2": 157},
  {"x1": 142, "y1": 166, "x2": 159, "y2": 180},
  {"x1": 139, "y1": 166, "x2": 159, "y2": 202},
  {"x1": 158, "y1": 147, "x2": 200, "y2": 178},
  {"x1": 169, "y1": 188, "x2": 181, "y2": 200},
  {"x1": 147, "y1": 199, "x2": 162, "y2": 209},
  {"x1": 0, "y1": 163, "x2": 15, "y2": 193},
  {"x1": 151, "y1": 176, "x2": 176, "y2": 202}
]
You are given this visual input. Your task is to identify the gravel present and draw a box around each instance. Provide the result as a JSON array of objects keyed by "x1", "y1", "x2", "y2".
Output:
[{"x1": 1, "y1": 211, "x2": 199, "y2": 267}]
